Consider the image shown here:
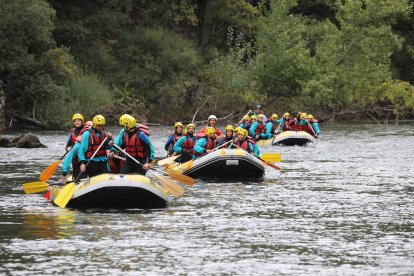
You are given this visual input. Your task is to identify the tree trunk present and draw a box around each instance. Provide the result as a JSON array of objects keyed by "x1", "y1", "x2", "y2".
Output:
[
  {"x1": 0, "y1": 79, "x2": 5, "y2": 132},
  {"x1": 200, "y1": 0, "x2": 213, "y2": 49}
]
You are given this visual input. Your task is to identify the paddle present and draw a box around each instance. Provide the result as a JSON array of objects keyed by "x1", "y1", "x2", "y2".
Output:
[
  {"x1": 22, "y1": 181, "x2": 49, "y2": 194},
  {"x1": 260, "y1": 153, "x2": 281, "y2": 162},
  {"x1": 231, "y1": 143, "x2": 282, "y2": 171},
  {"x1": 306, "y1": 120, "x2": 324, "y2": 147},
  {"x1": 237, "y1": 111, "x2": 251, "y2": 125},
  {"x1": 158, "y1": 154, "x2": 181, "y2": 166},
  {"x1": 54, "y1": 136, "x2": 108, "y2": 208},
  {"x1": 39, "y1": 150, "x2": 71, "y2": 182},
  {"x1": 113, "y1": 144, "x2": 186, "y2": 196},
  {"x1": 271, "y1": 118, "x2": 284, "y2": 144},
  {"x1": 171, "y1": 139, "x2": 234, "y2": 174}
]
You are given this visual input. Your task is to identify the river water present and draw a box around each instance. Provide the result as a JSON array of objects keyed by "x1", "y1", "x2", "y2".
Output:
[{"x1": 0, "y1": 123, "x2": 413, "y2": 275}]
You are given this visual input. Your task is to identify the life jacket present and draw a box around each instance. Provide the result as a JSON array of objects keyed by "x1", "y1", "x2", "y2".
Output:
[
  {"x1": 137, "y1": 124, "x2": 150, "y2": 136},
  {"x1": 269, "y1": 121, "x2": 278, "y2": 134},
  {"x1": 69, "y1": 127, "x2": 82, "y2": 144},
  {"x1": 255, "y1": 122, "x2": 266, "y2": 135},
  {"x1": 195, "y1": 136, "x2": 216, "y2": 156},
  {"x1": 182, "y1": 135, "x2": 196, "y2": 155},
  {"x1": 221, "y1": 137, "x2": 234, "y2": 148},
  {"x1": 171, "y1": 133, "x2": 182, "y2": 146},
  {"x1": 123, "y1": 130, "x2": 148, "y2": 159},
  {"x1": 85, "y1": 130, "x2": 107, "y2": 158},
  {"x1": 285, "y1": 118, "x2": 296, "y2": 131}
]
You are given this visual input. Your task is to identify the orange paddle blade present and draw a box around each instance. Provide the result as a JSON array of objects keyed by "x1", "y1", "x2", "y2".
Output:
[{"x1": 39, "y1": 160, "x2": 61, "y2": 181}]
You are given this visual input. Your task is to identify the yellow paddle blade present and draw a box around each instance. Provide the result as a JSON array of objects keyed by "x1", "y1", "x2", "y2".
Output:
[
  {"x1": 256, "y1": 139, "x2": 271, "y2": 146},
  {"x1": 157, "y1": 176, "x2": 185, "y2": 197},
  {"x1": 39, "y1": 160, "x2": 60, "y2": 181},
  {"x1": 172, "y1": 160, "x2": 193, "y2": 174},
  {"x1": 22, "y1": 181, "x2": 49, "y2": 194},
  {"x1": 260, "y1": 153, "x2": 281, "y2": 162},
  {"x1": 53, "y1": 183, "x2": 76, "y2": 208},
  {"x1": 167, "y1": 172, "x2": 195, "y2": 186},
  {"x1": 158, "y1": 155, "x2": 181, "y2": 166}
]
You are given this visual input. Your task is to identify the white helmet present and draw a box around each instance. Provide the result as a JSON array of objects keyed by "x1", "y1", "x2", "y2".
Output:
[{"x1": 208, "y1": 115, "x2": 217, "y2": 120}]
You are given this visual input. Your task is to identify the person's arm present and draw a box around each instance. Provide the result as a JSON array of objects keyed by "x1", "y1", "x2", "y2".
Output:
[
  {"x1": 78, "y1": 131, "x2": 90, "y2": 163},
  {"x1": 164, "y1": 134, "x2": 174, "y2": 150},
  {"x1": 253, "y1": 144, "x2": 260, "y2": 157},
  {"x1": 147, "y1": 137, "x2": 155, "y2": 162},
  {"x1": 249, "y1": 122, "x2": 258, "y2": 137},
  {"x1": 138, "y1": 131, "x2": 152, "y2": 161},
  {"x1": 65, "y1": 132, "x2": 73, "y2": 150},
  {"x1": 194, "y1": 138, "x2": 207, "y2": 154},
  {"x1": 173, "y1": 136, "x2": 186, "y2": 154},
  {"x1": 114, "y1": 128, "x2": 125, "y2": 150},
  {"x1": 62, "y1": 144, "x2": 78, "y2": 176},
  {"x1": 265, "y1": 122, "x2": 273, "y2": 139},
  {"x1": 313, "y1": 122, "x2": 320, "y2": 135}
]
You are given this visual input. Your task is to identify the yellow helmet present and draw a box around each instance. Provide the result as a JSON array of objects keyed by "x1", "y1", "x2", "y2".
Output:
[
  {"x1": 72, "y1": 113, "x2": 84, "y2": 123},
  {"x1": 250, "y1": 115, "x2": 257, "y2": 120},
  {"x1": 241, "y1": 129, "x2": 248, "y2": 138},
  {"x1": 119, "y1": 114, "x2": 130, "y2": 127},
  {"x1": 283, "y1": 112, "x2": 290, "y2": 117},
  {"x1": 92, "y1": 115, "x2": 106, "y2": 126},
  {"x1": 205, "y1": 126, "x2": 216, "y2": 136},
  {"x1": 235, "y1": 126, "x2": 243, "y2": 133},
  {"x1": 243, "y1": 115, "x2": 250, "y2": 120},
  {"x1": 307, "y1": 114, "x2": 314, "y2": 120},
  {"x1": 271, "y1": 114, "x2": 278, "y2": 119},
  {"x1": 300, "y1": 113, "x2": 308, "y2": 120},
  {"x1": 124, "y1": 116, "x2": 137, "y2": 130},
  {"x1": 186, "y1": 123, "x2": 196, "y2": 131},
  {"x1": 174, "y1": 122, "x2": 183, "y2": 128},
  {"x1": 225, "y1": 125, "x2": 234, "y2": 132}
]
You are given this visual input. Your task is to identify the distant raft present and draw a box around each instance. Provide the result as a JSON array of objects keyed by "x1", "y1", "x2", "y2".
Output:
[
  {"x1": 166, "y1": 148, "x2": 265, "y2": 179},
  {"x1": 49, "y1": 174, "x2": 172, "y2": 209},
  {"x1": 272, "y1": 131, "x2": 315, "y2": 146}
]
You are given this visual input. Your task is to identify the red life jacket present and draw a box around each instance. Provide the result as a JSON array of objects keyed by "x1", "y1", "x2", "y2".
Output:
[
  {"x1": 195, "y1": 136, "x2": 216, "y2": 156},
  {"x1": 286, "y1": 119, "x2": 296, "y2": 131},
  {"x1": 123, "y1": 130, "x2": 148, "y2": 159},
  {"x1": 235, "y1": 139, "x2": 249, "y2": 151},
  {"x1": 137, "y1": 124, "x2": 150, "y2": 136},
  {"x1": 269, "y1": 121, "x2": 277, "y2": 133},
  {"x1": 86, "y1": 130, "x2": 107, "y2": 158},
  {"x1": 255, "y1": 122, "x2": 266, "y2": 135},
  {"x1": 182, "y1": 135, "x2": 196, "y2": 155}
]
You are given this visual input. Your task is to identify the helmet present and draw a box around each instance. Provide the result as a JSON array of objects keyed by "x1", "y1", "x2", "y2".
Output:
[
  {"x1": 205, "y1": 126, "x2": 216, "y2": 136},
  {"x1": 241, "y1": 129, "x2": 248, "y2": 138},
  {"x1": 307, "y1": 114, "x2": 314, "y2": 120},
  {"x1": 208, "y1": 115, "x2": 217, "y2": 121},
  {"x1": 257, "y1": 114, "x2": 264, "y2": 120},
  {"x1": 243, "y1": 115, "x2": 250, "y2": 121},
  {"x1": 271, "y1": 114, "x2": 278, "y2": 119},
  {"x1": 84, "y1": 121, "x2": 93, "y2": 128},
  {"x1": 300, "y1": 113, "x2": 308, "y2": 120},
  {"x1": 92, "y1": 115, "x2": 106, "y2": 126},
  {"x1": 186, "y1": 123, "x2": 196, "y2": 131},
  {"x1": 283, "y1": 112, "x2": 290, "y2": 117},
  {"x1": 225, "y1": 125, "x2": 234, "y2": 132},
  {"x1": 174, "y1": 122, "x2": 183, "y2": 128},
  {"x1": 119, "y1": 114, "x2": 130, "y2": 127},
  {"x1": 250, "y1": 115, "x2": 257, "y2": 120},
  {"x1": 255, "y1": 104, "x2": 262, "y2": 109},
  {"x1": 72, "y1": 113, "x2": 84, "y2": 123},
  {"x1": 235, "y1": 126, "x2": 243, "y2": 133},
  {"x1": 124, "y1": 116, "x2": 137, "y2": 130}
]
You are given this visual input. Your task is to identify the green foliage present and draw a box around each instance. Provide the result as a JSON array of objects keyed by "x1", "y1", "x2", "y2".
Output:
[{"x1": 378, "y1": 80, "x2": 414, "y2": 115}]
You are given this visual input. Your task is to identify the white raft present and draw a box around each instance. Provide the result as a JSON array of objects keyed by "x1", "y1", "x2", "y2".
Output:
[
  {"x1": 50, "y1": 174, "x2": 172, "y2": 209},
  {"x1": 272, "y1": 131, "x2": 315, "y2": 146}
]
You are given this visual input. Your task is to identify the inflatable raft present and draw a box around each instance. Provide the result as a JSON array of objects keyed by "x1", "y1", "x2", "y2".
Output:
[
  {"x1": 166, "y1": 148, "x2": 265, "y2": 179},
  {"x1": 49, "y1": 174, "x2": 172, "y2": 209},
  {"x1": 272, "y1": 131, "x2": 315, "y2": 146}
]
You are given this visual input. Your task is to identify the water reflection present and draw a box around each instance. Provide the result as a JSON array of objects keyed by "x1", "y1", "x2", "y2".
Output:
[{"x1": 21, "y1": 209, "x2": 77, "y2": 239}]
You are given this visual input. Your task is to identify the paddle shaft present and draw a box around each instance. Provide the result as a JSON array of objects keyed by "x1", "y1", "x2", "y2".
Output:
[
  {"x1": 237, "y1": 111, "x2": 251, "y2": 125},
  {"x1": 74, "y1": 136, "x2": 108, "y2": 182},
  {"x1": 271, "y1": 118, "x2": 284, "y2": 144}
]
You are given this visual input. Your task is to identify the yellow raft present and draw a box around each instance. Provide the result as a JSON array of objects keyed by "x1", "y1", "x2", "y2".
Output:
[
  {"x1": 166, "y1": 148, "x2": 265, "y2": 179},
  {"x1": 272, "y1": 131, "x2": 315, "y2": 146},
  {"x1": 50, "y1": 174, "x2": 172, "y2": 209}
]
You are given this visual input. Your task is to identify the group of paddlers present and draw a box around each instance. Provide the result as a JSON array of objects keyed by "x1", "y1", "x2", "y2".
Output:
[{"x1": 60, "y1": 105, "x2": 320, "y2": 184}]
